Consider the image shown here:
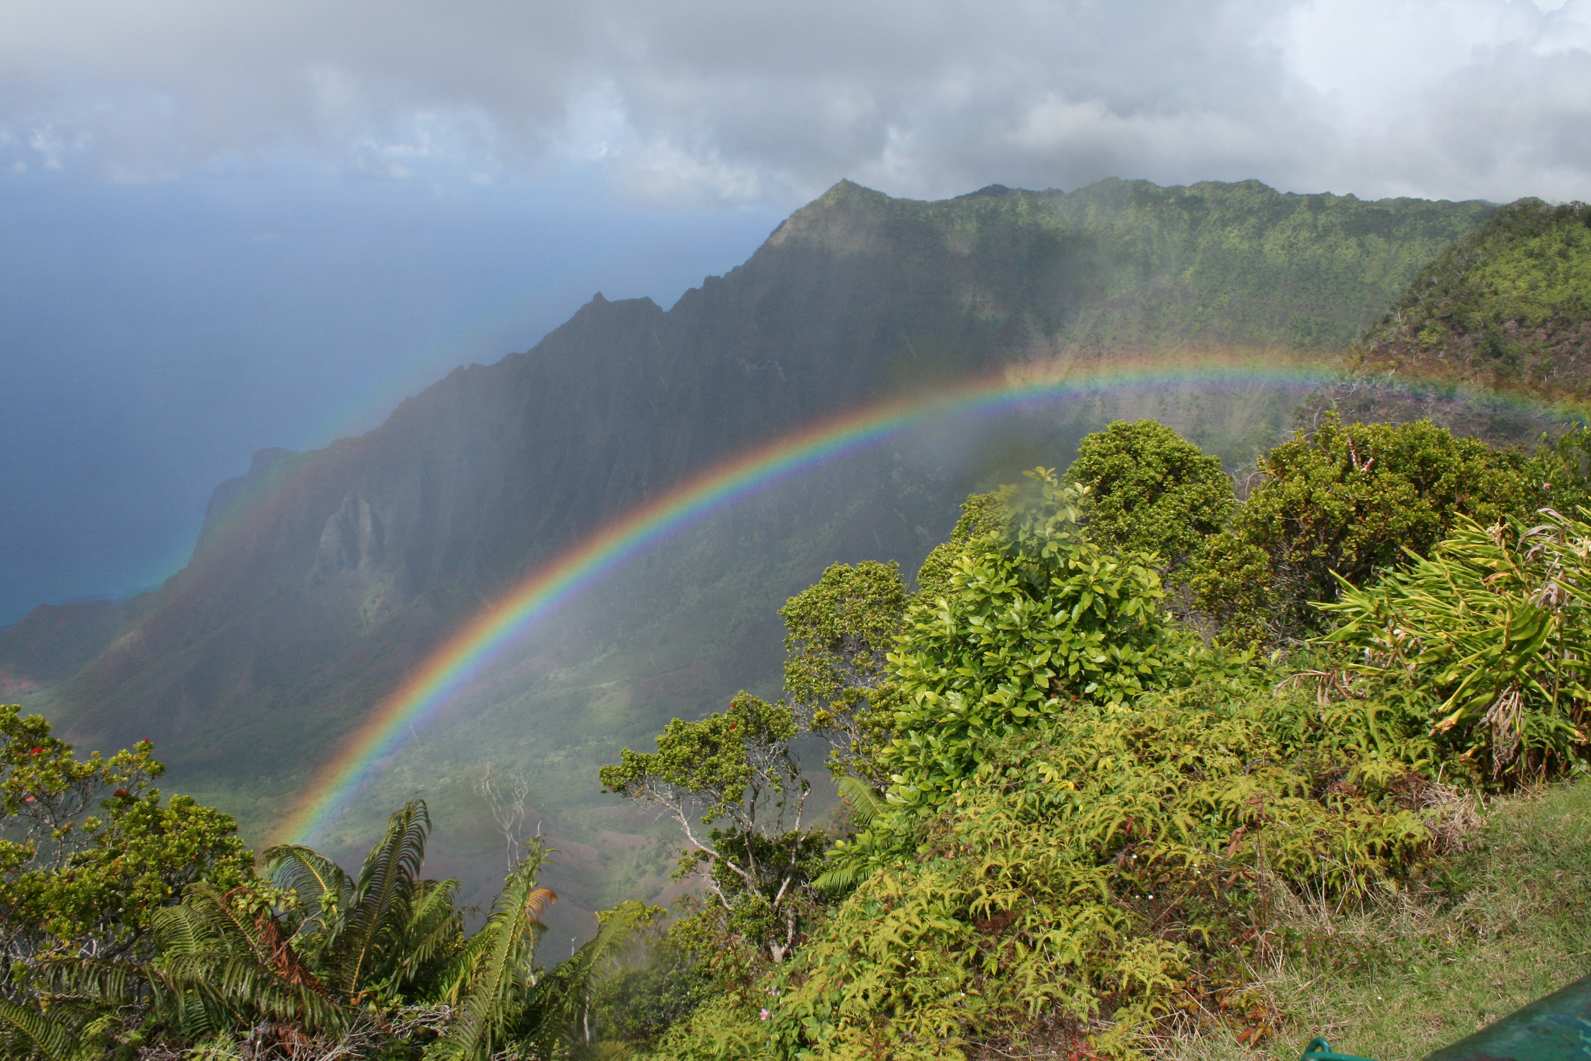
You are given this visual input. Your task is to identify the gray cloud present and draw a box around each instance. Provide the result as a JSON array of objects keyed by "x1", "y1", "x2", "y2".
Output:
[{"x1": 0, "y1": 0, "x2": 1587, "y2": 202}]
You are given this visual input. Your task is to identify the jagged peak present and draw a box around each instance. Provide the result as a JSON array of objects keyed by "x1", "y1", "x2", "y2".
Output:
[
  {"x1": 765, "y1": 180, "x2": 901, "y2": 251},
  {"x1": 248, "y1": 447, "x2": 299, "y2": 476},
  {"x1": 957, "y1": 184, "x2": 1017, "y2": 199},
  {"x1": 818, "y1": 178, "x2": 891, "y2": 203},
  {"x1": 564, "y1": 291, "x2": 662, "y2": 323}
]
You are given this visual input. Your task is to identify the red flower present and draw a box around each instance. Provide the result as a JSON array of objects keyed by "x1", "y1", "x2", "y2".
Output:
[
  {"x1": 28, "y1": 747, "x2": 41, "y2": 755},
  {"x1": 114, "y1": 788, "x2": 132, "y2": 799}
]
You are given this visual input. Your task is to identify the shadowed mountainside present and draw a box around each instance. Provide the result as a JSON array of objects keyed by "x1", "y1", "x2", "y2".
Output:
[{"x1": 0, "y1": 178, "x2": 1497, "y2": 924}]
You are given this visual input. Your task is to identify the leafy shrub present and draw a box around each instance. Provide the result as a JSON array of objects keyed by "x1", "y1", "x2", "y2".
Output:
[
  {"x1": 640, "y1": 455, "x2": 1535, "y2": 1060},
  {"x1": 1322, "y1": 509, "x2": 1591, "y2": 780},
  {"x1": 628, "y1": 426, "x2": 1591, "y2": 1059},
  {"x1": 880, "y1": 469, "x2": 1184, "y2": 811},
  {"x1": 1192, "y1": 413, "x2": 1543, "y2": 643},
  {"x1": 1062, "y1": 419, "x2": 1236, "y2": 584},
  {"x1": 913, "y1": 491, "x2": 1005, "y2": 603},
  {"x1": 668, "y1": 672, "x2": 1441, "y2": 1061}
]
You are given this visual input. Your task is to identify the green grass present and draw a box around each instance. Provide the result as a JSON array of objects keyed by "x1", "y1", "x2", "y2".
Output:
[{"x1": 1172, "y1": 776, "x2": 1591, "y2": 1061}]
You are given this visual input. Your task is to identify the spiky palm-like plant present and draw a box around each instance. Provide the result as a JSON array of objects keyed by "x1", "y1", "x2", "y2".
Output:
[
  {"x1": 0, "y1": 799, "x2": 647, "y2": 1058},
  {"x1": 427, "y1": 842, "x2": 656, "y2": 1061},
  {"x1": 266, "y1": 800, "x2": 464, "y2": 1007},
  {"x1": 0, "y1": 882, "x2": 348, "y2": 1061},
  {"x1": 428, "y1": 845, "x2": 557, "y2": 1060}
]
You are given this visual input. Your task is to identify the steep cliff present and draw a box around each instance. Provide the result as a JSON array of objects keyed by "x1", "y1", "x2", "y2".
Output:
[{"x1": 4, "y1": 178, "x2": 1495, "y2": 914}]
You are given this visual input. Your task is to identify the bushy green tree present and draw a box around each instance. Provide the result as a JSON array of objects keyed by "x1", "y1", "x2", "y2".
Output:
[
  {"x1": 779, "y1": 561, "x2": 909, "y2": 783},
  {"x1": 1192, "y1": 413, "x2": 1543, "y2": 643},
  {"x1": 0, "y1": 706, "x2": 249, "y2": 962},
  {"x1": 1062, "y1": 419, "x2": 1236, "y2": 584},
  {"x1": 599, "y1": 693, "x2": 824, "y2": 963}
]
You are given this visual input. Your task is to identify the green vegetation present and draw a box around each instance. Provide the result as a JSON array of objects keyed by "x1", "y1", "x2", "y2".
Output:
[
  {"x1": 592, "y1": 415, "x2": 1591, "y2": 1061},
  {"x1": 1178, "y1": 778, "x2": 1591, "y2": 1061},
  {"x1": 1061, "y1": 419, "x2": 1235, "y2": 594},
  {"x1": 1323, "y1": 511, "x2": 1591, "y2": 781},
  {"x1": 1190, "y1": 413, "x2": 1569, "y2": 644},
  {"x1": 798, "y1": 178, "x2": 1494, "y2": 351},
  {"x1": 599, "y1": 693, "x2": 825, "y2": 966},
  {"x1": 1357, "y1": 198, "x2": 1591, "y2": 400},
  {"x1": 10, "y1": 177, "x2": 1591, "y2": 1058},
  {"x1": 881, "y1": 473, "x2": 1176, "y2": 810},
  {"x1": 0, "y1": 721, "x2": 656, "y2": 1059},
  {"x1": 8, "y1": 412, "x2": 1591, "y2": 1059},
  {"x1": 0, "y1": 706, "x2": 249, "y2": 959},
  {"x1": 778, "y1": 562, "x2": 909, "y2": 784}
]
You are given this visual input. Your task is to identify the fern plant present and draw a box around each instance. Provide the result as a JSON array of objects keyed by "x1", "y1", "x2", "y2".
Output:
[
  {"x1": 265, "y1": 799, "x2": 463, "y2": 1007},
  {"x1": 428, "y1": 842, "x2": 657, "y2": 1061}
]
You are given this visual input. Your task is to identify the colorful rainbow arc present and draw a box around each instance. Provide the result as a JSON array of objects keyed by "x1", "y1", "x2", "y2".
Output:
[{"x1": 273, "y1": 355, "x2": 1414, "y2": 843}]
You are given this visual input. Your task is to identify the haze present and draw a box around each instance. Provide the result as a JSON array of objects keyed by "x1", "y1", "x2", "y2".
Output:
[{"x1": 3, "y1": 0, "x2": 1589, "y2": 624}]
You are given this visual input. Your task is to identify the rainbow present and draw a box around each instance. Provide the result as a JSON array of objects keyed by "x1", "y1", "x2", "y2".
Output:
[{"x1": 272, "y1": 356, "x2": 1575, "y2": 843}]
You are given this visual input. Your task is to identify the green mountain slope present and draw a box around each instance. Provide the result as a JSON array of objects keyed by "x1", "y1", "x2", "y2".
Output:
[
  {"x1": 0, "y1": 178, "x2": 1496, "y2": 925},
  {"x1": 1355, "y1": 198, "x2": 1591, "y2": 400}
]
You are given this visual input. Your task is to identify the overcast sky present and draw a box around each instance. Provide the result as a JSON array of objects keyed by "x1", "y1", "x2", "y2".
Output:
[
  {"x1": 3, "y1": 0, "x2": 1590, "y2": 623},
  {"x1": 7, "y1": 0, "x2": 1590, "y2": 202}
]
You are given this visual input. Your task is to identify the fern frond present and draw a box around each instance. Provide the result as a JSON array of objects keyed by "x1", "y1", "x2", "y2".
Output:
[
  {"x1": 0, "y1": 997, "x2": 94, "y2": 1061},
  {"x1": 154, "y1": 953, "x2": 347, "y2": 1034},
  {"x1": 836, "y1": 774, "x2": 886, "y2": 828},
  {"x1": 263, "y1": 843, "x2": 353, "y2": 933},
  {"x1": 331, "y1": 800, "x2": 432, "y2": 998},
  {"x1": 426, "y1": 845, "x2": 553, "y2": 1060},
  {"x1": 386, "y1": 878, "x2": 465, "y2": 998}
]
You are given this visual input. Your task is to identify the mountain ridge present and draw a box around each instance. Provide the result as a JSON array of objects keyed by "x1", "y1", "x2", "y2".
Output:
[{"x1": 0, "y1": 178, "x2": 1502, "y2": 917}]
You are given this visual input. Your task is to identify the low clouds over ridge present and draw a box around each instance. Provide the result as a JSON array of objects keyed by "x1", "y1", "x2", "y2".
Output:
[{"x1": 2, "y1": 0, "x2": 1588, "y2": 204}]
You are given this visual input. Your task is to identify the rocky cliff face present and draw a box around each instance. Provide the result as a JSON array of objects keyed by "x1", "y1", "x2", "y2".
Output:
[{"x1": 2, "y1": 179, "x2": 1494, "y2": 891}]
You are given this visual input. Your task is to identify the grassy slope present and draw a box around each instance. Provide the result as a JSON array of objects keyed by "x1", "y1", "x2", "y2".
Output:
[{"x1": 1182, "y1": 778, "x2": 1591, "y2": 1061}]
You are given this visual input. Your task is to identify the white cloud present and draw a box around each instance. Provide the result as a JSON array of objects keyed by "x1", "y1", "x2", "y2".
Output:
[{"x1": 0, "y1": 0, "x2": 1586, "y2": 203}]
